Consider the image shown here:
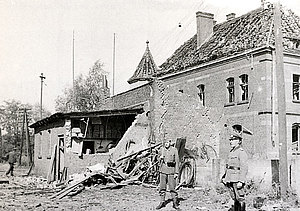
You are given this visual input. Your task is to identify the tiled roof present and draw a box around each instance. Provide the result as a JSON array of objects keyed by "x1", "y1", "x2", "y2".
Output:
[
  {"x1": 157, "y1": 4, "x2": 300, "y2": 76},
  {"x1": 128, "y1": 41, "x2": 158, "y2": 84}
]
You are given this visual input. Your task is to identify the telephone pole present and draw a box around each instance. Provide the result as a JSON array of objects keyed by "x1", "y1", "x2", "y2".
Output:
[
  {"x1": 274, "y1": 1, "x2": 288, "y2": 199},
  {"x1": 72, "y1": 30, "x2": 75, "y2": 111},
  {"x1": 112, "y1": 33, "x2": 116, "y2": 96},
  {"x1": 39, "y1": 73, "x2": 46, "y2": 120},
  {"x1": 0, "y1": 128, "x2": 2, "y2": 162}
]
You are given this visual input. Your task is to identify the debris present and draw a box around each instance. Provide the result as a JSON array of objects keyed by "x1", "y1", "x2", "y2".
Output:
[
  {"x1": 0, "y1": 178, "x2": 9, "y2": 184},
  {"x1": 253, "y1": 194, "x2": 266, "y2": 209},
  {"x1": 87, "y1": 163, "x2": 106, "y2": 173}
]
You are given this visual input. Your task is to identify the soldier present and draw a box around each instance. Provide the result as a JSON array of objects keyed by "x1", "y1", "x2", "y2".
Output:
[
  {"x1": 221, "y1": 129, "x2": 248, "y2": 211},
  {"x1": 5, "y1": 148, "x2": 17, "y2": 177},
  {"x1": 156, "y1": 139, "x2": 180, "y2": 210}
]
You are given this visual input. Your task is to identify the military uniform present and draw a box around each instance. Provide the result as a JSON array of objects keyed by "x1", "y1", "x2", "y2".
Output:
[
  {"x1": 6, "y1": 149, "x2": 17, "y2": 176},
  {"x1": 156, "y1": 144, "x2": 179, "y2": 210},
  {"x1": 222, "y1": 134, "x2": 248, "y2": 211}
]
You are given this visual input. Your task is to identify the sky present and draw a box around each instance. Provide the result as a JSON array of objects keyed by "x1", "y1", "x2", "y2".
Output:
[{"x1": 0, "y1": 0, "x2": 299, "y2": 113}]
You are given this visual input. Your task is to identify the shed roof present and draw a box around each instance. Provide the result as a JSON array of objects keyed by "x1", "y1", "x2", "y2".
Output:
[{"x1": 29, "y1": 108, "x2": 143, "y2": 128}]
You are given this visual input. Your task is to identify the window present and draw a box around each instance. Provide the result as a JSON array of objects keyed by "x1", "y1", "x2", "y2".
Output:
[
  {"x1": 226, "y1": 77, "x2": 235, "y2": 103},
  {"x1": 292, "y1": 123, "x2": 300, "y2": 152},
  {"x1": 197, "y1": 84, "x2": 205, "y2": 106},
  {"x1": 239, "y1": 74, "x2": 249, "y2": 101},
  {"x1": 293, "y1": 74, "x2": 300, "y2": 101}
]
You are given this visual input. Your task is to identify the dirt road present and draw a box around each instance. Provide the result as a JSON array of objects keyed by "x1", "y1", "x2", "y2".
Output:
[{"x1": 0, "y1": 163, "x2": 299, "y2": 211}]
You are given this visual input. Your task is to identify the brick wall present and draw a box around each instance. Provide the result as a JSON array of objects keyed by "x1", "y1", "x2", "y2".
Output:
[
  {"x1": 111, "y1": 84, "x2": 151, "y2": 109},
  {"x1": 151, "y1": 50, "x2": 275, "y2": 185},
  {"x1": 65, "y1": 153, "x2": 111, "y2": 175}
]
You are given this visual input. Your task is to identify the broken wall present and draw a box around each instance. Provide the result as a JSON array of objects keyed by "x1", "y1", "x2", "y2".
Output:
[
  {"x1": 109, "y1": 112, "x2": 150, "y2": 162},
  {"x1": 65, "y1": 153, "x2": 111, "y2": 175},
  {"x1": 111, "y1": 84, "x2": 152, "y2": 109}
]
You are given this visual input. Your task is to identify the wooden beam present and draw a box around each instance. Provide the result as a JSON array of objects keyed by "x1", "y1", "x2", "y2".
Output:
[
  {"x1": 116, "y1": 143, "x2": 161, "y2": 162},
  {"x1": 47, "y1": 144, "x2": 57, "y2": 183}
]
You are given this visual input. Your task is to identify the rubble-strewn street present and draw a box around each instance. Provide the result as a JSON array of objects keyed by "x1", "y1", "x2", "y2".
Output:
[{"x1": 1, "y1": 164, "x2": 300, "y2": 211}]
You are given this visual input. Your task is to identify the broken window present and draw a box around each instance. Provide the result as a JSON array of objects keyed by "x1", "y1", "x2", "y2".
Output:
[
  {"x1": 239, "y1": 74, "x2": 249, "y2": 101},
  {"x1": 292, "y1": 123, "x2": 300, "y2": 151},
  {"x1": 197, "y1": 84, "x2": 205, "y2": 106},
  {"x1": 226, "y1": 77, "x2": 235, "y2": 103},
  {"x1": 293, "y1": 74, "x2": 300, "y2": 101}
]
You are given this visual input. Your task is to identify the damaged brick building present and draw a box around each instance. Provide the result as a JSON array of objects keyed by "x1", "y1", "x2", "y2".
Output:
[
  {"x1": 127, "y1": 3, "x2": 300, "y2": 192},
  {"x1": 31, "y1": 3, "x2": 300, "y2": 194}
]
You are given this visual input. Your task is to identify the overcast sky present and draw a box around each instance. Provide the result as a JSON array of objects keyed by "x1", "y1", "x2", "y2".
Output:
[{"x1": 0, "y1": 0, "x2": 299, "y2": 113}]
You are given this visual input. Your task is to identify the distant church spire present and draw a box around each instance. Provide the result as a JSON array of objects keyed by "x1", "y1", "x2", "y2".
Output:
[{"x1": 128, "y1": 41, "x2": 158, "y2": 84}]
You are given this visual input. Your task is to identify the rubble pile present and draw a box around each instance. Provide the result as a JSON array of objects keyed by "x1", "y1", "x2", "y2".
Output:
[{"x1": 49, "y1": 143, "x2": 162, "y2": 199}]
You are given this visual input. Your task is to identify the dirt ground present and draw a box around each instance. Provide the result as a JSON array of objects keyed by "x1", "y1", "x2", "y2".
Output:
[{"x1": 1, "y1": 164, "x2": 300, "y2": 211}]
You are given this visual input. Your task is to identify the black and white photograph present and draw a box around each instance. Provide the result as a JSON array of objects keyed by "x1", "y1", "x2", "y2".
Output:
[{"x1": 1, "y1": 0, "x2": 300, "y2": 210}]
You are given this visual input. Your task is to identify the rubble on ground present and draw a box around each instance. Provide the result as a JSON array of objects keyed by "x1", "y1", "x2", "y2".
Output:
[{"x1": 49, "y1": 142, "x2": 162, "y2": 199}]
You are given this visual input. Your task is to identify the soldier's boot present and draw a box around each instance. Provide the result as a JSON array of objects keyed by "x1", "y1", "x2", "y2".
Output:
[
  {"x1": 234, "y1": 200, "x2": 240, "y2": 211},
  {"x1": 156, "y1": 196, "x2": 165, "y2": 210},
  {"x1": 240, "y1": 202, "x2": 246, "y2": 211},
  {"x1": 228, "y1": 205, "x2": 234, "y2": 211},
  {"x1": 172, "y1": 198, "x2": 179, "y2": 209}
]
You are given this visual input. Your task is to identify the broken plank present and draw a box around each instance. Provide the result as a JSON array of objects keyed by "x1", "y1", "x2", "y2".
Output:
[
  {"x1": 49, "y1": 174, "x2": 93, "y2": 199},
  {"x1": 99, "y1": 183, "x2": 127, "y2": 190},
  {"x1": 116, "y1": 143, "x2": 161, "y2": 162},
  {"x1": 57, "y1": 184, "x2": 81, "y2": 199}
]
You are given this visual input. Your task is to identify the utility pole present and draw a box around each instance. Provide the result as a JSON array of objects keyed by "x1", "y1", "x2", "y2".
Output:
[
  {"x1": 18, "y1": 109, "x2": 25, "y2": 165},
  {"x1": 72, "y1": 30, "x2": 75, "y2": 111},
  {"x1": 274, "y1": 1, "x2": 288, "y2": 200},
  {"x1": 39, "y1": 73, "x2": 46, "y2": 120},
  {"x1": 0, "y1": 128, "x2": 2, "y2": 162},
  {"x1": 25, "y1": 110, "x2": 32, "y2": 164},
  {"x1": 112, "y1": 33, "x2": 116, "y2": 96}
]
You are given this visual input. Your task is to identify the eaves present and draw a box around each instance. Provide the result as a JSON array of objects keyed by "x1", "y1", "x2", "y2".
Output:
[{"x1": 158, "y1": 46, "x2": 273, "y2": 81}]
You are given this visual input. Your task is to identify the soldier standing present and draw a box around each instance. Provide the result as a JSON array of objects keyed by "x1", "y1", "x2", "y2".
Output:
[
  {"x1": 156, "y1": 139, "x2": 180, "y2": 210},
  {"x1": 6, "y1": 148, "x2": 17, "y2": 177},
  {"x1": 221, "y1": 129, "x2": 248, "y2": 211}
]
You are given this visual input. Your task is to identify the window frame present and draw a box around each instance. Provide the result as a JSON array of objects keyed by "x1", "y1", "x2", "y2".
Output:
[
  {"x1": 239, "y1": 74, "x2": 249, "y2": 102},
  {"x1": 292, "y1": 123, "x2": 300, "y2": 152},
  {"x1": 226, "y1": 77, "x2": 235, "y2": 103},
  {"x1": 293, "y1": 74, "x2": 300, "y2": 102},
  {"x1": 197, "y1": 84, "x2": 205, "y2": 106}
]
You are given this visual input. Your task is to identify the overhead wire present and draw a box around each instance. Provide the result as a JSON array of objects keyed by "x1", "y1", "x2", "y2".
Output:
[{"x1": 151, "y1": 0, "x2": 206, "y2": 65}]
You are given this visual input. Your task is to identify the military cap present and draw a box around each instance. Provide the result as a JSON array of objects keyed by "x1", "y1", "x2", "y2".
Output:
[
  {"x1": 229, "y1": 124, "x2": 253, "y2": 140},
  {"x1": 229, "y1": 130, "x2": 243, "y2": 140}
]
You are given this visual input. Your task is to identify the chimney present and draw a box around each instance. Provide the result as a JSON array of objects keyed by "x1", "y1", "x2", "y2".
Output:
[
  {"x1": 226, "y1": 13, "x2": 236, "y2": 21},
  {"x1": 196, "y1": 11, "x2": 214, "y2": 48}
]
